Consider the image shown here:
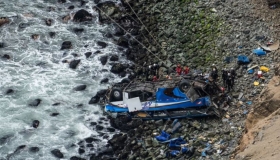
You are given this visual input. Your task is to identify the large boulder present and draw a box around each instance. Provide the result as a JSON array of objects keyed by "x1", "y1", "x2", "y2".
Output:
[
  {"x1": 96, "y1": 2, "x2": 122, "y2": 23},
  {"x1": 51, "y1": 149, "x2": 64, "y2": 158},
  {"x1": 110, "y1": 63, "x2": 126, "y2": 74},
  {"x1": 61, "y1": 41, "x2": 72, "y2": 50},
  {"x1": 0, "y1": 17, "x2": 9, "y2": 27},
  {"x1": 69, "y1": 59, "x2": 81, "y2": 69},
  {"x1": 73, "y1": 9, "x2": 93, "y2": 22}
]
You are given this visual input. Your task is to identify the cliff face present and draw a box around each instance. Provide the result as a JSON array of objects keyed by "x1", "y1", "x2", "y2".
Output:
[{"x1": 236, "y1": 75, "x2": 280, "y2": 160}]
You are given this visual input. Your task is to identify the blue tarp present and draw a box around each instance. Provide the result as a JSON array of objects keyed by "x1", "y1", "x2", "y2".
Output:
[
  {"x1": 253, "y1": 48, "x2": 266, "y2": 56},
  {"x1": 237, "y1": 55, "x2": 250, "y2": 64}
]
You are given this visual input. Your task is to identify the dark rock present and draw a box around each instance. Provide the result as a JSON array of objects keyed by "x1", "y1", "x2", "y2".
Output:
[
  {"x1": 110, "y1": 63, "x2": 126, "y2": 74},
  {"x1": 58, "y1": 0, "x2": 66, "y2": 3},
  {"x1": 86, "y1": 143, "x2": 94, "y2": 148},
  {"x1": 106, "y1": 127, "x2": 116, "y2": 132},
  {"x1": 5, "y1": 89, "x2": 14, "y2": 94},
  {"x1": 80, "y1": 0, "x2": 88, "y2": 6},
  {"x1": 61, "y1": 41, "x2": 72, "y2": 50},
  {"x1": 69, "y1": 59, "x2": 81, "y2": 69},
  {"x1": 70, "y1": 156, "x2": 86, "y2": 160},
  {"x1": 89, "y1": 96, "x2": 100, "y2": 104},
  {"x1": 90, "y1": 122, "x2": 97, "y2": 126},
  {"x1": 74, "y1": 84, "x2": 87, "y2": 91},
  {"x1": 85, "y1": 52, "x2": 92, "y2": 58},
  {"x1": 32, "y1": 120, "x2": 40, "y2": 128},
  {"x1": 2, "y1": 54, "x2": 11, "y2": 59},
  {"x1": 29, "y1": 147, "x2": 40, "y2": 153},
  {"x1": 104, "y1": 32, "x2": 113, "y2": 38},
  {"x1": 94, "y1": 0, "x2": 100, "y2": 4},
  {"x1": 100, "y1": 55, "x2": 108, "y2": 65},
  {"x1": 119, "y1": 71, "x2": 126, "y2": 77},
  {"x1": 96, "y1": 125, "x2": 104, "y2": 130},
  {"x1": 85, "y1": 137, "x2": 99, "y2": 143},
  {"x1": 73, "y1": 28, "x2": 84, "y2": 34},
  {"x1": 117, "y1": 36, "x2": 129, "y2": 48},
  {"x1": 73, "y1": 9, "x2": 93, "y2": 22},
  {"x1": 49, "y1": 32, "x2": 56, "y2": 38},
  {"x1": 0, "y1": 134, "x2": 13, "y2": 145},
  {"x1": 50, "y1": 113, "x2": 60, "y2": 116},
  {"x1": 97, "y1": 89, "x2": 107, "y2": 96},
  {"x1": 51, "y1": 149, "x2": 64, "y2": 158},
  {"x1": 78, "y1": 148, "x2": 85, "y2": 154},
  {"x1": 100, "y1": 78, "x2": 109, "y2": 84},
  {"x1": 45, "y1": 18, "x2": 53, "y2": 26},
  {"x1": 72, "y1": 53, "x2": 79, "y2": 57},
  {"x1": 109, "y1": 55, "x2": 119, "y2": 61},
  {"x1": 94, "y1": 50, "x2": 101, "y2": 54},
  {"x1": 108, "y1": 133, "x2": 127, "y2": 150},
  {"x1": 97, "y1": 41, "x2": 107, "y2": 48},
  {"x1": 0, "y1": 42, "x2": 4, "y2": 48},
  {"x1": 52, "y1": 102, "x2": 60, "y2": 106},
  {"x1": 113, "y1": 26, "x2": 125, "y2": 36},
  {"x1": 29, "y1": 99, "x2": 42, "y2": 107},
  {"x1": 68, "y1": 5, "x2": 75, "y2": 10},
  {"x1": 19, "y1": 23, "x2": 30, "y2": 29}
]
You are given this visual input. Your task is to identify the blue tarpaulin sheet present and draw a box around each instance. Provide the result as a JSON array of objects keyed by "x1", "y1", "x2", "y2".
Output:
[{"x1": 253, "y1": 48, "x2": 266, "y2": 56}]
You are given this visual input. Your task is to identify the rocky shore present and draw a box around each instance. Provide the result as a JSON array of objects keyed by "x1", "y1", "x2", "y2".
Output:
[{"x1": 91, "y1": 0, "x2": 280, "y2": 160}]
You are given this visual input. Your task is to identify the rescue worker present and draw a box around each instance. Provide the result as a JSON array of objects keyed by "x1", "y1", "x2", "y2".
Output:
[
  {"x1": 176, "y1": 64, "x2": 182, "y2": 75},
  {"x1": 226, "y1": 72, "x2": 233, "y2": 92},
  {"x1": 222, "y1": 68, "x2": 228, "y2": 87},
  {"x1": 182, "y1": 66, "x2": 190, "y2": 75},
  {"x1": 210, "y1": 66, "x2": 218, "y2": 81},
  {"x1": 230, "y1": 68, "x2": 236, "y2": 86}
]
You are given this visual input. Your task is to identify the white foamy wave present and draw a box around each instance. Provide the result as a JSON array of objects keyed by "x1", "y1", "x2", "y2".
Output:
[{"x1": 0, "y1": 0, "x2": 127, "y2": 159}]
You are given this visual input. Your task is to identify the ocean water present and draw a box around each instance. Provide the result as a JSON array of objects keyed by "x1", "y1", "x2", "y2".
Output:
[{"x1": 0, "y1": 0, "x2": 125, "y2": 159}]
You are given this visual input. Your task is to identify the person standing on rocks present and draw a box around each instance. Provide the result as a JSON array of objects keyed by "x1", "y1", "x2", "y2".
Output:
[
  {"x1": 226, "y1": 72, "x2": 233, "y2": 92},
  {"x1": 210, "y1": 64, "x2": 218, "y2": 81},
  {"x1": 230, "y1": 68, "x2": 236, "y2": 86},
  {"x1": 176, "y1": 64, "x2": 182, "y2": 75},
  {"x1": 182, "y1": 66, "x2": 190, "y2": 75},
  {"x1": 222, "y1": 68, "x2": 228, "y2": 87}
]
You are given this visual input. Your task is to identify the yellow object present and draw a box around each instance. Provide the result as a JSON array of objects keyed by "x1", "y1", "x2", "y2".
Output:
[
  {"x1": 254, "y1": 81, "x2": 259, "y2": 86},
  {"x1": 260, "y1": 66, "x2": 269, "y2": 72},
  {"x1": 137, "y1": 112, "x2": 147, "y2": 117}
]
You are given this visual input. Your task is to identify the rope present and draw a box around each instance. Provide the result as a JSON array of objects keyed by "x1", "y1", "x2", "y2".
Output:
[
  {"x1": 124, "y1": 0, "x2": 166, "y2": 51},
  {"x1": 94, "y1": 5, "x2": 166, "y2": 64}
]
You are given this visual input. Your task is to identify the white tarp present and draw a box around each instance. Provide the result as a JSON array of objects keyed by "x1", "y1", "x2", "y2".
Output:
[{"x1": 123, "y1": 92, "x2": 142, "y2": 112}]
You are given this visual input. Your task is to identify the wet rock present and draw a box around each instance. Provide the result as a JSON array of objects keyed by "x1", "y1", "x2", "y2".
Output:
[
  {"x1": 85, "y1": 137, "x2": 99, "y2": 143},
  {"x1": 51, "y1": 149, "x2": 64, "y2": 158},
  {"x1": 5, "y1": 89, "x2": 14, "y2": 94},
  {"x1": 61, "y1": 41, "x2": 72, "y2": 50},
  {"x1": 29, "y1": 99, "x2": 42, "y2": 107},
  {"x1": 18, "y1": 23, "x2": 30, "y2": 29},
  {"x1": 0, "y1": 17, "x2": 10, "y2": 26},
  {"x1": 93, "y1": 0, "x2": 100, "y2": 4},
  {"x1": 73, "y1": 9, "x2": 93, "y2": 22},
  {"x1": 109, "y1": 55, "x2": 119, "y2": 61},
  {"x1": 69, "y1": 59, "x2": 81, "y2": 69},
  {"x1": 45, "y1": 18, "x2": 53, "y2": 26},
  {"x1": 49, "y1": 32, "x2": 56, "y2": 38},
  {"x1": 32, "y1": 120, "x2": 40, "y2": 128},
  {"x1": 29, "y1": 147, "x2": 40, "y2": 153},
  {"x1": 113, "y1": 26, "x2": 125, "y2": 36},
  {"x1": 100, "y1": 78, "x2": 109, "y2": 84},
  {"x1": 97, "y1": 41, "x2": 107, "y2": 48},
  {"x1": 68, "y1": 5, "x2": 75, "y2": 10},
  {"x1": 88, "y1": 96, "x2": 100, "y2": 104},
  {"x1": 96, "y1": 125, "x2": 104, "y2": 130},
  {"x1": 52, "y1": 102, "x2": 60, "y2": 106},
  {"x1": 106, "y1": 127, "x2": 116, "y2": 132},
  {"x1": 110, "y1": 63, "x2": 126, "y2": 74},
  {"x1": 58, "y1": 0, "x2": 66, "y2": 3},
  {"x1": 74, "y1": 84, "x2": 87, "y2": 91},
  {"x1": 2, "y1": 54, "x2": 11, "y2": 59},
  {"x1": 78, "y1": 148, "x2": 85, "y2": 154},
  {"x1": 117, "y1": 36, "x2": 129, "y2": 48},
  {"x1": 73, "y1": 28, "x2": 84, "y2": 34},
  {"x1": 80, "y1": 0, "x2": 88, "y2": 6},
  {"x1": 104, "y1": 32, "x2": 113, "y2": 38},
  {"x1": 70, "y1": 156, "x2": 86, "y2": 160},
  {"x1": 0, "y1": 42, "x2": 4, "y2": 48},
  {"x1": 50, "y1": 113, "x2": 59, "y2": 116},
  {"x1": 99, "y1": 55, "x2": 108, "y2": 65},
  {"x1": 0, "y1": 134, "x2": 13, "y2": 145},
  {"x1": 96, "y1": 2, "x2": 122, "y2": 23},
  {"x1": 84, "y1": 52, "x2": 92, "y2": 58}
]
